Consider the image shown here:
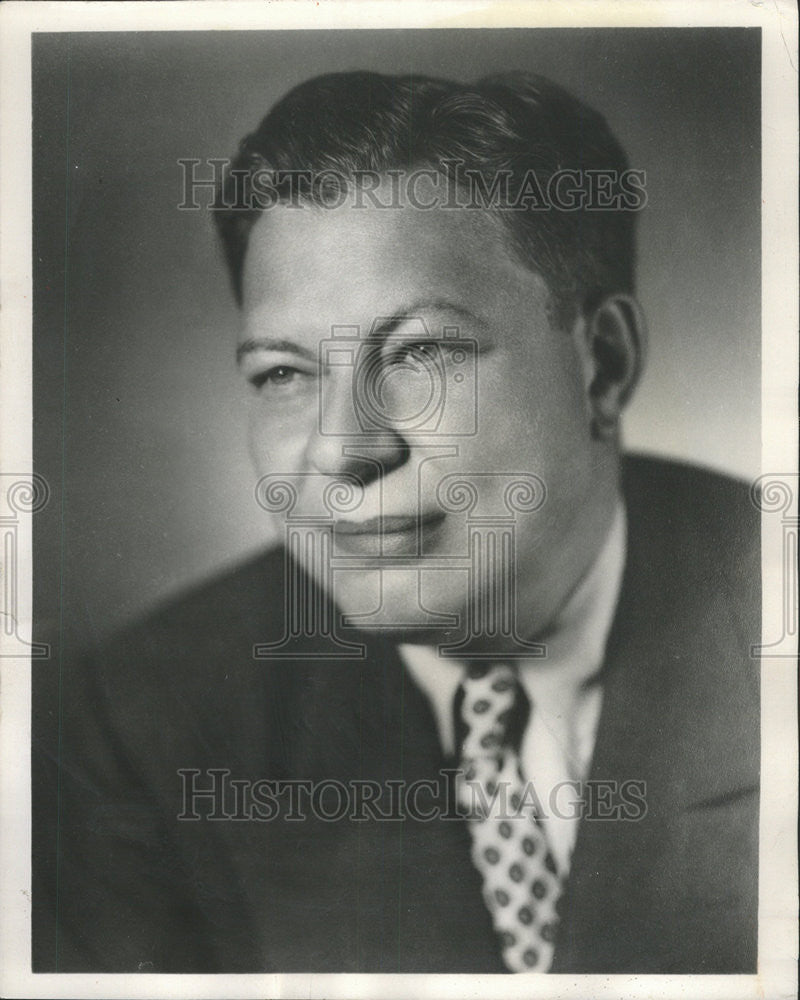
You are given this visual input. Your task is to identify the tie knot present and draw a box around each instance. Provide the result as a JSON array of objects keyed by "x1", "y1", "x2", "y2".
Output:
[{"x1": 457, "y1": 662, "x2": 526, "y2": 758}]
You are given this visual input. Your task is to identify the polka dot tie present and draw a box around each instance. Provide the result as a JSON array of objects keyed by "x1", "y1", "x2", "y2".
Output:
[{"x1": 456, "y1": 662, "x2": 563, "y2": 973}]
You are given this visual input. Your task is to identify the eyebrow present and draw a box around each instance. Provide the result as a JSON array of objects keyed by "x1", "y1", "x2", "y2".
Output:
[
  {"x1": 236, "y1": 299, "x2": 486, "y2": 363},
  {"x1": 372, "y1": 299, "x2": 486, "y2": 337},
  {"x1": 236, "y1": 338, "x2": 318, "y2": 364}
]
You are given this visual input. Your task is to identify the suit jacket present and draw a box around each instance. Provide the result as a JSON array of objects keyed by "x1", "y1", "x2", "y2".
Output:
[{"x1": 32, "y1": 454, "x2": 760, "y2": 973}]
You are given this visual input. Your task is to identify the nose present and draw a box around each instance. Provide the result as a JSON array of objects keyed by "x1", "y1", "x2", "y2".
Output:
[{"x1": 304, "y1": 370, "x2": 409, "y2": 487}]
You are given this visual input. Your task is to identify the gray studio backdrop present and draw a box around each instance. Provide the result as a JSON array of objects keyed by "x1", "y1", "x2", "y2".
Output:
[{"x1": 33, "y1": 28, "x2": 761, "y2": 648}]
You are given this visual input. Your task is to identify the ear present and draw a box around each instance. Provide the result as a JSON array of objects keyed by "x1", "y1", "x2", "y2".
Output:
[{"x1": 582, "y1": 293, "x2": 647, "y2": 441}]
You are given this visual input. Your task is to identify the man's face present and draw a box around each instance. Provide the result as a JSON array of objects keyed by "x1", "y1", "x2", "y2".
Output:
[{"x1": 240, "y1": 179, "x2": 615, "y2": 649}]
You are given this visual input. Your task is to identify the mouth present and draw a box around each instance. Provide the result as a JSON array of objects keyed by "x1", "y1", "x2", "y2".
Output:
[
  {"x1": 335, "y1": 511, "x2": 444, "y2": 536},
  {"x1": 333, "y1": 510, "x2": 446, "y2": 554}
]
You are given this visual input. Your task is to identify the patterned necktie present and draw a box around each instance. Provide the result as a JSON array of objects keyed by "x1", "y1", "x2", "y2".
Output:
[{"x1": 456, "y1": 662, "x2": 563, "y2": 973}]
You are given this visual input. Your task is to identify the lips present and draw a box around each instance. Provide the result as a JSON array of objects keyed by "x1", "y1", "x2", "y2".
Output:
[
  {"x1": 335, "y1": 512, "x2": 442, "y2": 535},
  {"x1": 333, "y1": 510, "x2": 446, "y2": 554}
]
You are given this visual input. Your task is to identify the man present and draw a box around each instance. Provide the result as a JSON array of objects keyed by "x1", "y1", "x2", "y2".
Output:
[{"x1": 33, "y1": 71, "x2": 759, "y2": 974}]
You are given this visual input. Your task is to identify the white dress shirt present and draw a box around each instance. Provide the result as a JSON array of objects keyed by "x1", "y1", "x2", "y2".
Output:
[{"x1": 399, "y1": 501, "x2": 627, "y2": 878}]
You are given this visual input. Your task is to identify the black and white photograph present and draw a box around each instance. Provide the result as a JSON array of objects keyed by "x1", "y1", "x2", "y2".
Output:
[{"x1": 0, "y1": 2, "x2": 797, "y2": 997}]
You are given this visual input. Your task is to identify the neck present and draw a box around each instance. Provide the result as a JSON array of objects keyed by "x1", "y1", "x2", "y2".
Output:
[{"x1": 452, "y1": 453, "x2": 622, "y2": 656}]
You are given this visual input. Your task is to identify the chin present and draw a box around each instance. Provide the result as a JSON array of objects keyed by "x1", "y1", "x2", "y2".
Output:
[
  {"x1": 326, "y1": 565, "x2": 470, "y2": 636},
  {"x1": 322, "y1": 559, "x2": 554, "y2": 657}
]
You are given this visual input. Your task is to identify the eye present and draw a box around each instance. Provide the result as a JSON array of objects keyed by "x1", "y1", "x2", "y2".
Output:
[
  {"x1": 249, "y1": 365, "x2": 304, "y2": 390},
  {"x1": 386, "y1": 341, "x2": 441, "y2": 366}
]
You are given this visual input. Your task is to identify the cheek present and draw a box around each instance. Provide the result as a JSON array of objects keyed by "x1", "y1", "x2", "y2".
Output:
[
  {"x1": 525, "y1": 334, "x2": 589, "y2": 419},
  {"x1": 475, "y1": 350, "x2": 591, "y2": 478},
  {"x1": 246, "y1": 406, "x2": 312, "y2": 475}
]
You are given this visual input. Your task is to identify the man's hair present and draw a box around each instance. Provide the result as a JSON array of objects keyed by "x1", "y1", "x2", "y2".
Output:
[{"x1": 215, "y1": 71, "x2": 637, "y2": 329}]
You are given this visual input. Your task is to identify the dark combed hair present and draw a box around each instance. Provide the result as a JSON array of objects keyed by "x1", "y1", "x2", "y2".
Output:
[{"x1": 214, "y1": 71, "x2": 637, "y2": 329}]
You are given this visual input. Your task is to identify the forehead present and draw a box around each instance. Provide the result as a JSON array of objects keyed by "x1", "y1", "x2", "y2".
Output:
[{"x1": 240, "y1": 178, "x2": 550, "y2": 334}]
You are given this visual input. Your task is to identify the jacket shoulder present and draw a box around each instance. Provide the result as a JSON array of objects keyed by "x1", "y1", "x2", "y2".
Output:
[
  {"x1": 106, "y1": 545, "x2": 287, "y2": 657},
  {"x1": 67, "y1": 546, "x2": 299, "y2": 775},
  {"x1": 622, "y1": 452, "x2": 756, "y2": 526},
  {"x1": 622, "y1": 452, "x2": 759, "y2": 579},
  {"x1": 619, "y1": 452, "x2": 760, "y2": 692}
]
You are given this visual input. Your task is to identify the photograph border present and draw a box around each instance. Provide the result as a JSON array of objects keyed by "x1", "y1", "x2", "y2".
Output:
[{"x1": 1, "y1": 2, "x2": 797, "y2": 998}]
